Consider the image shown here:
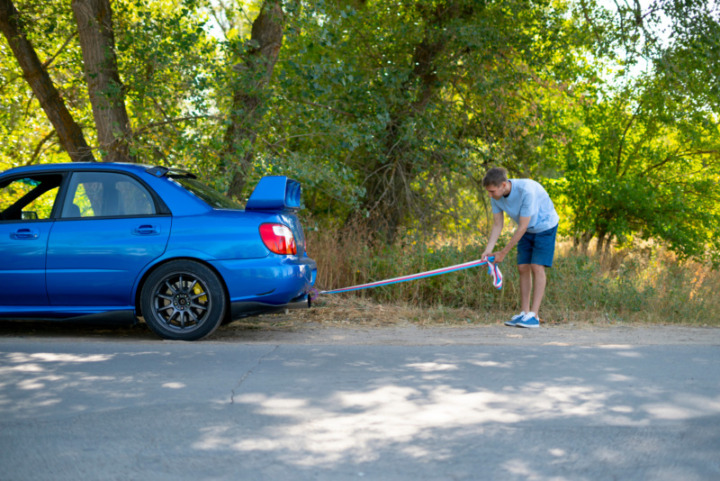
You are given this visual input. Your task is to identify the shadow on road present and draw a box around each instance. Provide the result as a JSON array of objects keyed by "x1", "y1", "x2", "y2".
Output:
[
  {"x1": 0, "y1": 314, "x2": 297, "y2": 342},
  {"x1": 0, "y1": 319, "x2": 158, "y2": 340}
]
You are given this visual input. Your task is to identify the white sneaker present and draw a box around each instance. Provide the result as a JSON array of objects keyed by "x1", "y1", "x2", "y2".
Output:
[
  {"x1": 505, "y1": 313, "x2": 525, "y2": 327},
  {"x1": 516, "y1": 315, "x2": 540, "y2": 328}
]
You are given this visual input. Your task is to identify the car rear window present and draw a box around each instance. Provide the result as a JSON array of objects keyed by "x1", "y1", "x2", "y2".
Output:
[{"x1": 170, "y1": 176, "x2": 242, "y2": 210}]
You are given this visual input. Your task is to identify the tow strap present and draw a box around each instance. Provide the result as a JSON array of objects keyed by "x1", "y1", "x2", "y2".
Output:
[{"x1": 314, "y1": 257, "x2": 502, "y2": 297}]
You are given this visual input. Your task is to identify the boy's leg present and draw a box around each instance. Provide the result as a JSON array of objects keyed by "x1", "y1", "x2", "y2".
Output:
[
  {"x1": 518, "y1": 264, "x2": 532, "y2": 313},
  {"x1": 526, "y1": 225, "x2": 557, "y2": 319},
  {"x1": 530, "y1": 264, "x2": 546, "y2": 314},
  {"x1": 516, "y1": 231, "x2": 534, "y2": 316}
]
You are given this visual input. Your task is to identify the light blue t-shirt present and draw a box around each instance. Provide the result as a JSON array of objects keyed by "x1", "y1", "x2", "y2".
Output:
[{"x1": 490, "y1": 179, "x2": 559, "y2": 234}]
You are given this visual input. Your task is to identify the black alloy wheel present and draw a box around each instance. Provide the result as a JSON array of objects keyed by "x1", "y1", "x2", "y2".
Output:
[{"x1": 140, "y1": 260, "x2": 227, "y2": 340}]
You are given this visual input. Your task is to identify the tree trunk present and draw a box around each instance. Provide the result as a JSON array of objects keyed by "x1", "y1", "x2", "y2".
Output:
[
  {"x1": 356, "y1": 3, "x2": 470, "y2": 243},
  {"x1": 578, "y1": 231, "x2": 593, "y2": 256},
  {"x1": 223, "y1": 0, "x2": 284, "y2": 199},
  {"x1": 72, "y1": 0, "x2": 133, "y2": 163},
  {"x1": 603, "y1": 233, "x2": 613, "y2": 257},
  {"x1": 0, "y1": 0, "x2": 95, "y2": 162}
]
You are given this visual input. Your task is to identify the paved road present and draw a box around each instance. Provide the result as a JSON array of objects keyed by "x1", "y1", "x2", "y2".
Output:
[{"x1": 1, "y1": 331, "x2": 719, "y2": 480}]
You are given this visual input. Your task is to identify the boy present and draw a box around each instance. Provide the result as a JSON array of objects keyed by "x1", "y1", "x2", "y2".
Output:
[{"x1": 481, "y1": 167, "x2": 559, "y2": 328}]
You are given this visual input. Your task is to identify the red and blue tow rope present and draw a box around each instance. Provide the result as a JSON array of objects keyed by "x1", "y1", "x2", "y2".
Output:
[{"x1": 315, "y1": 257, "x2": 502, "y2": 296}]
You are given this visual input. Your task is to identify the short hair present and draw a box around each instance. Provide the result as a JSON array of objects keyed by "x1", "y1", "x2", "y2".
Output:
[{"x1": 483, "y1": 167, "x2": 508, "y2": 187}]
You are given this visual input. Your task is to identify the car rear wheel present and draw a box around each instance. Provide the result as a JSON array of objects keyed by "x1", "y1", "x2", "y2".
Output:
[{"x1": 141, "y1": 260, "x2": 226, "y2": 340}]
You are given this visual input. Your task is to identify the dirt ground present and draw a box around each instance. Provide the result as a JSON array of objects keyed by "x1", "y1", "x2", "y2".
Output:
[
  {"x1": 211, "y1": 296, "x2": 720, "y2": 346},
  {"x1": 2, "y1": 295, "x2": 719, "y2": 345}
]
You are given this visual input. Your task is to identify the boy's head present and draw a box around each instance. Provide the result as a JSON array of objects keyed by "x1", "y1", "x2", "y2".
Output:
[
  {"x1": 483, "y1": 167, "x2": 511, "y2": 200},
  {"x1": 482, "y1": 167, "x2": 508, "y2": 188}
]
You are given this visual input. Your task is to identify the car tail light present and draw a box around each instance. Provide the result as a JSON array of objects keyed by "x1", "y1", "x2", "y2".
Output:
[{"x1": 259, "y1": 223, "x2": 297, "y2": 255}]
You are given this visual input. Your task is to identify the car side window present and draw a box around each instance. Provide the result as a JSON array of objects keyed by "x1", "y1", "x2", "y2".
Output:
[
  {"x1": 61, "y1": 172, "x2": 156, "y2": 218},
  {"x1": 0, "y1": 174, "x2": 62, "y2": 221}
]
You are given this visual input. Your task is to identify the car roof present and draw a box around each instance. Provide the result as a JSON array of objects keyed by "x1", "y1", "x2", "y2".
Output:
[
  {"x1": 1, "y1": 163, "x2": 199, "y2": 181},
  {"x1": 3, "y1": 162, "x2": 152, "y2": 175}
]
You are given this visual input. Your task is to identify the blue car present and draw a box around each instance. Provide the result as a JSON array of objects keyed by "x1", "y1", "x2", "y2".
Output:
[{"x1": 0, "y1": 163, "x2": 317, "y2": 340}]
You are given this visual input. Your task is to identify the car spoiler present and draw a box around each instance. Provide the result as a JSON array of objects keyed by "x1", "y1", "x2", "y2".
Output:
[{"x1": 245, "y1": 176, "x2": 302, "y2": 212}]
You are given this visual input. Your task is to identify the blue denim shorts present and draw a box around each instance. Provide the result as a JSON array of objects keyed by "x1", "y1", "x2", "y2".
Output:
[{"x1": 517, "y1": 224, "x2": 558, "y2": 267}]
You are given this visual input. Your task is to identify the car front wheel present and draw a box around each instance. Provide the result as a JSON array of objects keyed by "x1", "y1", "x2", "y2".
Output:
[{"x1": 140, "y1": 260, "x2": 227, "y2": 340}]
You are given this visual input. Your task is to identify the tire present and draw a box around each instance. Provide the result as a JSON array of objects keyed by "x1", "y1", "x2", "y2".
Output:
[{"x1": 140, "y1": 260, "x2": 227, "y2": 341}]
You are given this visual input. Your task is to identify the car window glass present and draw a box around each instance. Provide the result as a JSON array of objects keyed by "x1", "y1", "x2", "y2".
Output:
[
  {"x1": 62, "y1": 172, "x2": 156, "y2": 218},
  {"x1": 169, "y1": 175, "x2": 242, "y2": 209},
  {"x1": 0, "y1": 175, "x2": 62, "y2": 221},
  {"x1": 116, "y1": 177, "x2": 155, "y2": 215},
  {"x1": 71, "y1": 183, "x2": 95, "y2": 216}
]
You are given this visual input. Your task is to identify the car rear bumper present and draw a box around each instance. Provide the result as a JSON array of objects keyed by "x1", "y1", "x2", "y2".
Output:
[
  {"x1": 227, "y1": 293, "x2": 311, "y2": 319},
  {"x1": 209, "y1": 255, "x2": 317, "y2": 319}
]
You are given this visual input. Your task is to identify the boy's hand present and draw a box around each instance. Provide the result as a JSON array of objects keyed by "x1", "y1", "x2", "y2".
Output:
[{"x1": 488, "y1": 251, "x2": 507, "y2": 263}]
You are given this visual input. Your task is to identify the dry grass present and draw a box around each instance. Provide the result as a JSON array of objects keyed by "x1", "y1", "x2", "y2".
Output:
[
  {"x1": 293, "y1": 227, "x2": 720, "y2": 329},
  {"x1": 227, "y1": 295, "x2": 691, "y2": 334}
]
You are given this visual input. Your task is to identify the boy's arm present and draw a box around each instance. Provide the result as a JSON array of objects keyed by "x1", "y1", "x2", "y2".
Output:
[
  {"x1": 485, "y1": 215, "x2": 531, "y2": 263},
  {"x1": 482, "y1": 212, "x2": 504, "y2": 258}
]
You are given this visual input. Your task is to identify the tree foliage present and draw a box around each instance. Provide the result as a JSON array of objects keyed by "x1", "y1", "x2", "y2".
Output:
[
  {"x1": 0, "y1": 0, "x2": 718, "y2": 263},
  {"x1": 0, "y1": 0, "x2": 94, "y2": 162},
  {"x1": 554, "y1": 0, "x2": 720, "y2": 264}
]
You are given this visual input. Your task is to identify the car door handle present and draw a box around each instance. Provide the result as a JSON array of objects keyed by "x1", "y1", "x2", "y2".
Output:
[
  {"x1": 133, "y1": 225, "x2": 160, "y2": 235},
  {"x1": 11, "y1": 228, "x2": 39, "y2": 239}
]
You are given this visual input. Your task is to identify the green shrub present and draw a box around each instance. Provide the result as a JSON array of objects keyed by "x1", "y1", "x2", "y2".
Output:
[{"x1": 308, "y1": 227, "x2": 720, "y2": 325}]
